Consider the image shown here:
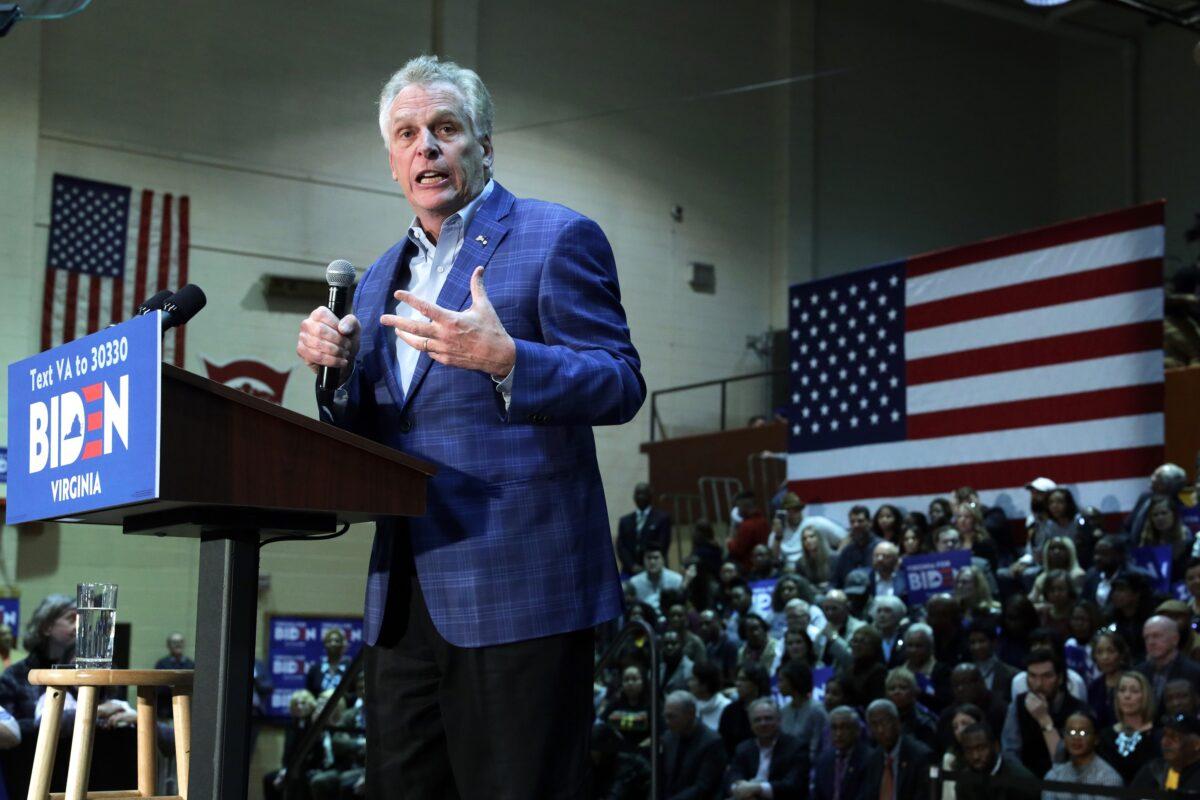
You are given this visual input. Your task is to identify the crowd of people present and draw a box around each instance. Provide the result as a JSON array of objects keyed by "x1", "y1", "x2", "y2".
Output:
[{"x1": 597, "y1": 463, "x2": 1200, "y2": 799}]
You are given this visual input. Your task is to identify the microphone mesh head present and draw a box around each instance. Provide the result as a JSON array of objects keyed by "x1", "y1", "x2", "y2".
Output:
[{"x1": 326, "y1": 259, "x2": 356, "y2": 288}]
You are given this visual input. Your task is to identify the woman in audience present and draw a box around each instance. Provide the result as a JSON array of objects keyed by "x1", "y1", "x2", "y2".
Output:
[
  {"x1": 1097, "y1": 670, "x2": 1162, "y2": 784},
  {"x1": 736, "y1": 613, "x2": 779, "y2": 673},
  {"x1": 685, "y1": 660, "x2": 731, "y2": 731},
  {"x1": 953, "y1": 503, "x2": 999, "y2": 571},
  {"x1": 872, "y1": 504, "x2": 903, "y2": 544},
  {"x1": 1139, "y1": 494, "x2": 1193, "y2": 577},
  {"x1": 821, "y1": 677, "x2": 847, "y2": 713},
  {"x1": 928, "y1": 498, "x2": 954, "y2": 532},
  {"x1": 838, "y1": 625, "x2": 887, "y2": 708},
  {"x1": 902, "y1": 510, "x2": 930, "y2": 536},
  {"x1": 1033, "y1": 569, "x2": 1078, "y2": 641},
  {"x1": 718, "y1": 664, "x2": 771, "y2": 756},
  {"x1": 598, "y1": 665, "x2": 651, "y2": 753},
  {"x1": 1087, "y1": 629, "x2": 1131, "y2": 728},
  {"x1": 900, "y1": 524, "x2": 934, "y2": 561},
  {"x1": 714, "y1": 561, "x2": 741, "y2": 613},
  {"x1": 1106, "y1": 573, "x2": 1153, "y2": 662},
  {"x1": 954, "y1": 565, "x2": 1000, "y2": 626},
  {"x1": 766, "y1": 576, "x2": 809, "y2": 639},
  {"x1": 778, "y1": 659, "x2": 829, "y2": 762},
  {"x1": 795, "y1": 526, "x2": 834, "y2": 590},
  {"x1": 1043, "y1": 709, "x2": 1123, "y2": 800},
  {"x1": 681, "y1": 558, "x2": 719, "y2": 614},
  {"x1": 778, "y1": 627, "x2": 816, "y2": 670},
  {"x1": 1028, "y1": 536, "x2": 1087, "y2": 598},
  {"x1": 688, "y1": 519, "x2": 723, "y2": 577},
  {"x1": 938, "y1": 703, "x2": 986, "y2": 800},
  {"x1": 1066, "y1": 600, "x2": 1103, "y2": 682},
  {"x1": 1031, "y1": 487, "x2": 1080, "y2": 557},
  {"x1": 996, "y1": 593, "x2": 1040, "y2": 668}
]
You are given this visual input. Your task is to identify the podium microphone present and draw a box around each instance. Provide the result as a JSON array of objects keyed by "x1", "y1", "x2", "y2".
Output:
[
  {"x1": 318, "y1": 259, "x2": 356, "y2": 396},
  {"x1": 136, "y1": 290, "x2": 175, "y2": 316},
  {"x1": 161, "y1": 284, "x2": 207, "y2": 331}
]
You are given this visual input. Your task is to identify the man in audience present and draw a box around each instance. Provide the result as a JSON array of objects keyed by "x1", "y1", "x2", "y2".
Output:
[
  {"x1": 1000, "y1": 647, "x2": 1088, "y2": 780},
  {"x1": 723, "y1": 581, "x2": 753, "y2": 649},
  {"x1": 659, "y1": 630, "x2": 694, "y2": 694},
  {"x1": 661, "y1": 690, "x2": 726, "y2": 800},
  {"x1": 665, "y1": 602, "x2": 707, "y2": 666},
  {"x1": 833, "y1": 506, "x2": 879, "y2": 588},
  {"x1": 956, "y1": 722, "x2": 1040, "y2": 800},
  {"x1": 154, "y1": 632, "x2": 195, "y2": 719},
  {"x1": 629, "y1": 545, "x2": 682, "y2": 612},
  {"x1": 727, "y1": 492, "x2": 772, "y2": 573},
  {"x1": 1131, "y1": 712, "x2": 1200, "y2": 792},
  {"x1": 686, "y1": 660, "x2": 731, "y2": 731},
  {"x1": 1024, "y1": 477, "x2": 1056, "y2": 555},
  {"x1": 884, "y1": 667, "x2": 937, "y2": 751},
  {"x1": 1081, "y1": 535, "x2": 1142, "y2": 610},
  {"x1": 897, "y1": 623, "x2": 949, "y2": 710},
  {"x1": 1164, "y1": 679, "x2": 1200, "y2": 720},
  {"x1": 848, "y1": 541, "x2": 907, "y2": 608},
  {"x1": 698, "y1": 610, "x2": 738, "y2": 684},
  {"x1": 1125, "y1": 463, "x2": 1189, "y2": 540},
  {"x1": 966, "y1": 619, "x2": 1016, "y2": 699},
  {"x1": 305, "y1": 627, "x2": 351, "y2": 697},
  {"x1": 860, "y1": 698, "x2": 932, "y2": 800},
  {"x1": 812, "y1": 706, "x2": 870, "y2": 800},
  {"x1": 820, "y1": 590, "x2": 863, "y2": 646},
  {"x1": 616, "y1": 482, "x2": 672, "y2": 576},
  {"x1": 1135, "y1": 614, "x2": 1200, "y2": 708},
  {"x1": 1184, "y1": 557, "x2": 1200, "y2": 623},
  {"x1": 871, "y1": 596, "x2": 907, "y2": 666},
  {"x1": 925, "y1": 594, "x2": 969, "y2": 665},
  {"x1": 725, "y1": 698, "x2": 808, "y2": 799}
]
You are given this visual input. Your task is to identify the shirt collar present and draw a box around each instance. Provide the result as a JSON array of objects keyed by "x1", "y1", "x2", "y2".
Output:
[
  {"x1": 407, "y1": 179, "x2": 495, "y2": 248},
  {"x1": 991, "y1": 755, "x2": 1004, "y2": 775}
]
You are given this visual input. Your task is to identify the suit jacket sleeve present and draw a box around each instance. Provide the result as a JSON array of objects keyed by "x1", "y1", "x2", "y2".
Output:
[
  {"x1": 505, "y1": 217, "x2": 645, "y2": 427},
  {"x1": 667, "y1": 735, "x2": 728, "y2": 800},
  {"x1": 768, "y1": 737, "x2": 811, "y2": 800},
  {"x1": 726, "y1": 741, "x2": 756, "y2": 791}
]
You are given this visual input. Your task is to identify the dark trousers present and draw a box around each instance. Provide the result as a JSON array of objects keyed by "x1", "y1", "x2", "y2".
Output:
[{"x1": 365, "y1": 574, "x2": 594, "y2": 799}]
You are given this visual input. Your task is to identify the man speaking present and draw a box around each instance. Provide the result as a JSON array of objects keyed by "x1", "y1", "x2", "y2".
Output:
[{"x1": 295, "y1": 55, "x2": 645, "y2": 798}]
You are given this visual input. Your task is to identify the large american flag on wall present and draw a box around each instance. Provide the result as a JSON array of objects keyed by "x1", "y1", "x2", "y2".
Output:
[
  {"x1": 41, "y1": 174, "x2": 190, "y2": 366},
  {"x1": 787, "y1": 202, "x2": 1165, "y2": 525}
]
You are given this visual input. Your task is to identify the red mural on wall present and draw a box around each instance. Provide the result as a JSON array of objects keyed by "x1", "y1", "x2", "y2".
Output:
[{"x1": 201, "y1": 357, "x2": 293, "y2": 405}]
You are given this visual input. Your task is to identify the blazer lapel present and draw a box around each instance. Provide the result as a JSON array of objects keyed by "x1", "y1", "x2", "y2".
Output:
[
  {"x1": 399, "y1": 185, "x2": 514, "y2": 414},
  {"x1": 373, "y1": 239, "x2": 414, "y2": 412}
]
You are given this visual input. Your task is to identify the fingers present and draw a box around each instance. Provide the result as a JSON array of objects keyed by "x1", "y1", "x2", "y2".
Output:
[
  {"x1": 394, "y1": 289, "x2": 445, "y2": 321},
  {"x1": 379, "y1": 313, "x2": 436, "y2": 339},
  {"x1": 298, "y1": 307, "x2": 355, "y2": 371},
  {"x1": 469, "y1": 266, "x2": 490, "y2": 307}
]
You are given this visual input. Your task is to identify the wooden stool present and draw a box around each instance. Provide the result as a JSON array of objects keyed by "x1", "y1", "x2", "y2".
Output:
[{"x1": 26, "y1": 669, "x2": 193, "y2": 800}]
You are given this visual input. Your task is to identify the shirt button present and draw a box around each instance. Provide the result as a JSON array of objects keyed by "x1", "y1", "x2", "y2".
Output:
[{"x1": 437, "y1": 266, "x2": 445, "y2": 273}]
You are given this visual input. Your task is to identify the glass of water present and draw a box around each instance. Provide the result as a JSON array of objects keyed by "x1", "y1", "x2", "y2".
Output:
[{"x1": 76, "y1": 582, "x2": 118, "y2": 669}]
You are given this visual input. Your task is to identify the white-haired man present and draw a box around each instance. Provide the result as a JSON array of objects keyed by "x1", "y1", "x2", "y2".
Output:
[
  {"x1": 662, "y1": 690, "x2": 727, "y2": 799},
  {"x1": 297, "y1": 55, "x2": 643, "y2": 798}
]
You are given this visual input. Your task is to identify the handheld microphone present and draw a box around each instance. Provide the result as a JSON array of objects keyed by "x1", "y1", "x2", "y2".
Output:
[
  {"x1": 318, "y1": 260, "x2": 356, "y2": 395},
  {"x1": 161, "y1": 284, "x2": 207, "y2": 331},
  {"x1": 136, "y1": 289, "x2": 174, "y2": 316}
]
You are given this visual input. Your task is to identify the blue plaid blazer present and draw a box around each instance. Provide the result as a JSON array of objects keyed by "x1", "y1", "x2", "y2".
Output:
[{"x1": 328, "y1": 182, "x2": 645, "y2": 648}]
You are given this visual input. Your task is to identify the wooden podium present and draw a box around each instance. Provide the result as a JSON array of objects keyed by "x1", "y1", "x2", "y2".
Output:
[{"x1": 50, "y1": 364, "x2": 436, "y2": 799}]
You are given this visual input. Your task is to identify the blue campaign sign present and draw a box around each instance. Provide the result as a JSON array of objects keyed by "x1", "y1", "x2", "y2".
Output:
[
  {"x1": 6, "y1": 314, "x2": 160, "y2": 524},
  {"x1": 811, "y1": 666, "x2": 835, "y2": 704},
  {"x1": 0, "y1": 599, "x2": 18, "y2": 633},
  {"x1": 0, "y1": 447, "x2": 7, "y2": 483},
  {"x1": 266, "y1": 614, "x2": 363, "y2": 720},
  {"x1": 749, "y1": 578, "x2": 778, "y2": 618},
  {"x1": 1132, "y1": 545, "x2": 1173, "y2": 594},
  {"x1": 902, "y1": 550, "x2": 972, "y2": 606}
]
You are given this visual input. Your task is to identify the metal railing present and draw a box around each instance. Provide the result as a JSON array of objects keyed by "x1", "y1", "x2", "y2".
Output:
[
  {"x1": 699, "y1": 476, "x2": 743, "y2": 530},
  {"x1": 648, "y1": 369, "x2": 784, "y2": 442},
  {"x1": 660, "y1": 492, "x2": 704, "y2": 565},
  {"x1": 592, "y1": 618, "x2": 660, "y2": 800}
]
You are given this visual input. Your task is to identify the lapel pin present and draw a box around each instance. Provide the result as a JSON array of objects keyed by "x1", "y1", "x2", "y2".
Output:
[{"x1": 475, "y1": 234, "x2": 489, "y2": 247}]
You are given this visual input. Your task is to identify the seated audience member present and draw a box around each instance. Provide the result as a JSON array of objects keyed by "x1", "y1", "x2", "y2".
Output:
[
  {"x1": 688, "y1": 520, "x2": 724, "y2": 580},
  {"x1": 659, "y1": 630, "x2": 694, "y2": 695},
  {"x1": 1097, "y1": 670, "x2": 1161, "y2": 784},
  {"x1": 0, "y1": 625, "x2": 19, "y2": 670},
  {"x1": 872, "y1": 596, "x2": 907, "y2": 667},
  {"x1": 716, "y1": 561, "x2": 742, "y2": 611},
  {"x1": 0, "y1": 594, "x2": 78, "y2": 741},
  {"x1": 727, "y1": 492, "x2": 772, "y2": 573},
  {"x1": 725, "y1": 699, "x2": 808, "y2": 800},
  {"x1": 885, "y1": 667, "x2": 938, "y2": 751},
  {"x1": 997, "y1": 594, "x2": 1041, "y2": 668},
  {"x1": 812, "y1": 706, "x2": 870, "y2": 800},
  {"x1": 1074, "y1": 505, "x2": 1107, "y2": 570},
  {"x1": 937, "y1": 703, "x2": 985, "y2": 800},
  {"x1": 839, "y1": 626, "x2": 887, "y2": 708},
  {"x1": 719, "y1": 665, "x2": 771, "y2": 757},
  {"x1": 819, "y1": 589, "x2": 862, "y2": 646},
  {"x1": 898, "y1": 623, "x2": 951, "y2": 711},
  {"x1": 1080, "y1": 535, "x2": 1139, "y2": 611},
  {"x1": 747, "y1": 544, "x2": 776, "y2": 581},
  {"x1": 616, "y1": 483, "x2": 671, "y2": 576},
  {"x1": 954, "y1": 487, "x2": 1014, "y2": 555},
  {"x1": 589, "y1": 722, "x2": 650, "y2": 800},
  {"x1": 935, "y1": 664, "x2": 1006, "y2": 751},
  {"x1": 1001, "y1": 647, "x2": 1089, "y2": 780},
  {"x1": 629, "y1": 545, "x2": 683, "y2": 612},
  {"x1": 665, "y1": 602, "x2": 706, "y2": 666},
  {"x1": 873, "y1": 503, "x2": 904, "y2": 545},
  {"x1": 777, "y1": 659, "x2": 827, "y2": 763},
  {"x1": 1155, "y1": 599, "x2": 1200, "y2": 662},
  {"x1": 1065, "y1": 600, "x2": 1104, "y2": 681},
  {"x1": 794, "y1": 525, "x2": 835, "y2": 590},
  {"x1": 899, "y1": 523, "x2": 933, "y2": 561},
  {"x1": 1184, "y1": 557, "x2": 1200, "y2": 623},
  {"x1": 766, "y1": 576, "x2": 813, "y2": 639},
  {"x1": 953, "y1": 502, "x2": 1000, "y2": 573},
  {"x1": 687, "y1": 661, "x2": 731, "y2": 731},
  {"x1": 778, "y1": 626, "x2": 814, "y2": 672},
  {"x1": 305, "y1": 627, "x2": 351, "y2": 698},
  {"x1": 698, "y1": 610, "x2": 738, "y2": 685},
  {"x1": 1107, "y1": 572, "x2": 1154, "y2": 663},
  {"x1": 965, "y1": 619, "x2": 1016, "y2": 700},
  {"x1": 1087, "y1": 630, "x2": 1131, "y2": 729},
  {"x1": 305, "y1": 689, "x2": 356, "y2": 800},
  {"x1": 1130, "y1": 712, "x2": 1200, "y2": 792},
  {"x1": 822, "y1": 678, "x2": 847, "y2": 713},
  {"x1": 956, "y1": 722, "x2": 1040, "y2": 800},
  {"x1": 723, "y1": 581, "x2": 753, "y2": 648},
  {"x1": 661, "y1": 690, "x2": 726, "y2": 800},
  {"x1": 154, "y1": 632, "x2": 195, "y2": 719},
  {"x1": 263, "y1": 689, "x2": 322, "y2": 800},
  {"x1": 954, "y1": 565, "x2": 1000, "y2": 626},
  {"x1": 1027, "y1": 537, "x2": 1086, "y2": 599},
  {"x1": 848, "y1": 541, "x2": 907, "y2": 609},
  {"x1": 928, "y1": 498, "x2": 954, "y2": 532},
  {"x1": 833, "y1": 506, "x2": 880, "y2": 588},
  {"x1": 862, "y1": 698, "x2": 932, "y2": 800},
  {"x1": 1138, "y1": 493, "x2": 1193, "y2": 578},
  {"x1": 1009, "y1": 628, "x2": 1087, "y2": 702},
  {"x1": 737, "y1": 614, "x2": 779, "y2": 673},
  {"x1": 1032, "y1": 569, "x2": 1078, "y2": 642},
  {"x1": 598, "y1": 665, "x2": 651, "y2": 753},
  {"x1": 841, "y1": 571, "x2": 872, "y2": 621},
  {"x1": 1043, "y1": 710, "x2": 1122, "y2": 800},
  {"x1": 1163, "y1": 678, "x2": 1200, "y2": 720},
  {"x1": 1136, "y1": 614, "x2": 1200, "y2": 708}
]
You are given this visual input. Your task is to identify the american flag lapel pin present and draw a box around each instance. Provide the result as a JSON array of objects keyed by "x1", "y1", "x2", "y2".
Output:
[{"x1": 475, "y1": 234, "x2": 488, "y2": 247}]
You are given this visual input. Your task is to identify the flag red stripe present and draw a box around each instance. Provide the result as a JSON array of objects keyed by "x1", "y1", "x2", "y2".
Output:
[
  {"x1": 111, "y1": 271, "x2": 124, "y2": 326},
  {"x1": 61, "y1": 271, "x2": 80, "y2": 345},
  {"x1": 133, "y1": 189, "x2": 153, "y2": 309},
  {"x1": 906, "y1": 321, "x2": 1161, "y2": 385},
  {"x1": 40, "y1": 268, "x2": 57, "y2": 352},
  {"x1": 157, "y1": 194, "x2": 173, "y2": 293},
  {"x1": 906, "y1": 383, "x2": 1164, "y2": 440},
  {"x1": 905, "y1": 258, "x2": 1163, "y2": 332},
  {"x1": 788, "y1": 445, "x2": 1161, "y2": 504},
  {"x1": 905, "y1": 201, "x2": 1164, "y2": 278},
  {"x1": 86, "y1": 275, "x2": 101, "y2": 334},
  {"x1": 175, "y1": 196, "x2": 190, "y2": 368}
]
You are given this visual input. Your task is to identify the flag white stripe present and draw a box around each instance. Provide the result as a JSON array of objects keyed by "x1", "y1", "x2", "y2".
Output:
[
  {"x1": 906, "y1": 351, "x2": 1162, "y2": 414},
  {"x1": 51, "y1": 267, "x2": 68, "y2": 348},
  {"x1": 905, "y1": 226, "x2": 1164, "y2": 306},
  {"x1": 904, "y1": 288, "x2": 1162, "y2": 360},
  {"x1": 787, "y1": 413, "x2": 1162, "y2": 480},
  {"x1": 802, "y1": 477, "x2": 1148, "y2": 526},
  {"x1": 121, "y1": 190, "x2": 144, "y2": 322},
  {"x1": 163, "y1": 202, "x2": 180, "y2": 365},
  {"x1": 99, "y1": 276, "x2": 114, "y2": 329}
]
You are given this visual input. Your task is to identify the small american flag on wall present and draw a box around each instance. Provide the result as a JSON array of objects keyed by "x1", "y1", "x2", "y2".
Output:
[
  {"x1": 787, "y1": 202, "x2": 1165, "y2": 524},
  {"x1": 42, "y1": 174, "x2": 190, "y2": 366}
]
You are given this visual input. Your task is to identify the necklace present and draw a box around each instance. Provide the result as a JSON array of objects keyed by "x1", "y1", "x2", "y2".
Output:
[{"x1": 1115, "y1": 728, "x2": 1143, "y2": 757}]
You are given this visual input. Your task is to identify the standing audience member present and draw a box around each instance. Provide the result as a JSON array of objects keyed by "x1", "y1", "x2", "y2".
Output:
[
  {"x1": 305, "y1": 628, "x2": 351, "y2": 697},
  {"x1": 777, "y1": 659, "x2": 828, "y2": 763},
  {"x1": 1042, "y1": 710, "x2": 1122, "y2": 800},
  {"x1": 686, "y1": 661, "x2": 731, "y2": 732},
  {"x1": 1080, "y1": 536, "x2": 1137, "y2": 611},
  {"x1": 899, "y1": 623, "x2": 949, "y2": 710},
  {"x1": 812, "y1": 706, "x2": 871, "y2": 800},
  {"x1": 1096, "y1": 671, "x2": 1162, "y2": 784},
  {"x1": 660, "y1": 690, "x2": 726, "y2": 800},
  {"x1": 1163, "y1": 679, "x2": 1200, "y2": 720},
  {"x1": 1136, "y1": 614, "x2": 1200, "y2": 708},
  {"x1": 154, "y1": 632, "x2": 195, "y2": 719},
  {"x1": 833, "y1": 507, "x2": 880, "y2": 588},
  {"x1": 629, "y1": 545, "x2": 683, "y2": 612},
  {"x1": 861, "y1": 698, "x2": 932, "y2": 800},
  {"x1": 956, "y1": 722, "x2": 1040, "y2": 800},
  {"x1": 1130, "y1": 712, "x2": 1200, "y2": 792},
  {"x1": 1087, "y1": 630, "x2": 1131, "y2": 729},
  {"x1": 727, "y1": 492, "x2": 772, "y2": 573},
  {"x1": 1001, "y1": 647, "x2": 1088, "y2": 780},
  {"x1": 616, "y1": 483, "x2": 671, "y2": 575},
  {"x1": 848, "y1": 541, "x2": 907, "y2": 608},
  {"x1": 1138, "y1": 494, "x2": 1192, "y2": 576},
  {"x1": 768, "y1": 493, "x2": 808, "y2": 569},
  {"x1": 724, "y1": 699, "x2": 809, "y2": 800},
  {"x1": 997, "y1": 594, "x2": 1041, "y2": 669},
  {"x1": 954, "y1": 503, "x2": 999, "y2": 572}
]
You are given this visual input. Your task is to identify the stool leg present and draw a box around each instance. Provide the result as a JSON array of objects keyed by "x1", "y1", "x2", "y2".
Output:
[
  {"x1": 136, "y1": 686, "x2": 157, "y2": 797},
  {"x1": 26, "y1": 686, "x2": 66, "y2": 800},
  {"x1": 64, "y1": 685, "x2": 97, "y2": 800},
  {"x1": 171, "y1": 688, "x2": 191, "y2": 800}
]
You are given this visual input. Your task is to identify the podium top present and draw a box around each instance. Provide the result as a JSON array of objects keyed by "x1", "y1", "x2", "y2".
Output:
[{"x1": 29, "y1": 668, "x2": 194, "y2": 688}]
